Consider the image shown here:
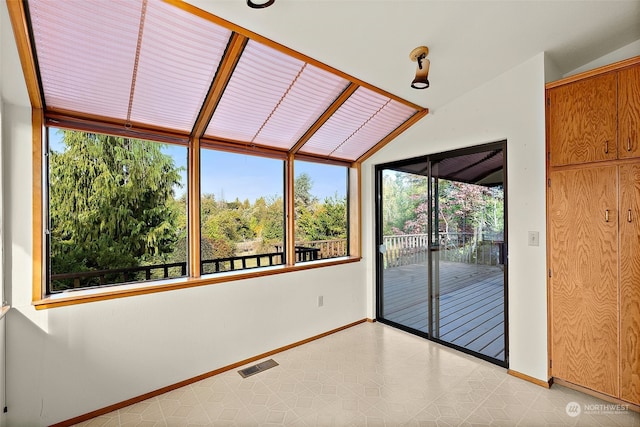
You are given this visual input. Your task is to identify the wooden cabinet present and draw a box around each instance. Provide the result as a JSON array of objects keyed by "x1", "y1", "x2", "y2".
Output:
[
  {"x1": 547, "y1": 56, "x2": 640, "y2": 407},
  {"x1": 548, "y1": 62, "x2": 640, "y2": 166},
  {"x1": 548, "y1": 166, "x2": 619, "y2": 397},
  {"x1": 548, "y1": 73, "x2": 617, "y2": 166},
  {"x1": 619, "y1": 164, "x2": 640, "y2": 404}
]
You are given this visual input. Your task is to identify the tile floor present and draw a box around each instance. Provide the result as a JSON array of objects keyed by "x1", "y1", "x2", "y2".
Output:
[{"x1": 75, "y1": 322, "x2": 640, "y2": 426}]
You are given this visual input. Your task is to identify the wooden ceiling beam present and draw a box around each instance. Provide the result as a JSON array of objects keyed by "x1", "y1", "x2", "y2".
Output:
[
  {"x1": 191, "y1": 32, "x2": 248, "y2": 139},
  {"x1": 289, "y1": 83, "x2": 358, "y2": 155},
  {"x1": 45, "y1": 110, "x2": 190, "y2": 145},
  {"x1": 6, "y1": 0, "x2": 43, "y2": 109}
]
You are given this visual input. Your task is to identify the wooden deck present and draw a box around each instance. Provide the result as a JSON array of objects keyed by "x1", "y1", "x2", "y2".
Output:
[{"x1": 381, "y1": 260, "x2": 505, "y2": 361}]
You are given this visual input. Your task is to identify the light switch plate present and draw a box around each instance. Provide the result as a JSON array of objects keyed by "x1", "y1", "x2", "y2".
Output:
[{"x1": 528, "y1": 231, "x2": 539, "y2": 246}]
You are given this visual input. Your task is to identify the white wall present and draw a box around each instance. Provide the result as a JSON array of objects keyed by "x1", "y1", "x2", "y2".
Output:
[
  {"x1": 362, "y1": 53, "x2": 549, "y2": 382},
  {"x1": 0, "y1": 7, "x2": 8, "y2": 426},
  {"x1": 565, "y1": 38, "x2": 640, "y2": 77},
  {"x1": 0, "y1": 68, "x2": 367, "y2": 427}
]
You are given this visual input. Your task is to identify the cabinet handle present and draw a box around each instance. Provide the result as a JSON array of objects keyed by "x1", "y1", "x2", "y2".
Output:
[
  {"x1": 605, "y1": 141, "x2": 609, "y2": 154},
  {"x1": 605, "y1": 209, "x2": 609, "y2": 222},
  {"x1": 628, "y1": 137, "x2": 632, "y2": 152},
  {"x1": 629, "y1": 209, "x2": 633, "y2": 223}
]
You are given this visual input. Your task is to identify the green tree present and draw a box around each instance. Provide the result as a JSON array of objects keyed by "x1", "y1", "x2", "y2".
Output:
[
  {"x1": 257, "y1": 196, "x2": 284, "y2": 253},
  {"x1": 294, "y1": 172, "x2": 347, "y2": 243},
  {"x1": 382, "y1": 170, "x2": 427, "y2": 235},
  {"x1": 294, "y1": 172, "x2": 316, "y2": 208},
  {"x1": 303, "y1": 195, "x2": 347, "y2": 241},
  {"x1": 50, "y1": 131, "x2": 183, "y2": 281}
]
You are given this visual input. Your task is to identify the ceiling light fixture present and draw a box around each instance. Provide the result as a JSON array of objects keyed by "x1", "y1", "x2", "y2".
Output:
[
  {"x1": 410, "y1": 46, "x2": 430, "y2": 89},
  {"x1": 247, "y1": 0, "x2": 275, "y2": 8}
]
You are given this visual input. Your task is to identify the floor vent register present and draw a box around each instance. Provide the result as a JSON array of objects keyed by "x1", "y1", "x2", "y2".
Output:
[{"x1": 237, "y1": 359, "x2": 279, "y2": 378}]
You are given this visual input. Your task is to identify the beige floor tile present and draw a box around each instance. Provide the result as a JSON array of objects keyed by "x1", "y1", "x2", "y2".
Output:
[{"x1": 71, "y1": 323, "x2": 640, "y2": 427}]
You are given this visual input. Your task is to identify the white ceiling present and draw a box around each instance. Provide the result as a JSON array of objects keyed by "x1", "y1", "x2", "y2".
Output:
[{"x1": 188, "y1": 0, "x2": 640, "y2": 112}]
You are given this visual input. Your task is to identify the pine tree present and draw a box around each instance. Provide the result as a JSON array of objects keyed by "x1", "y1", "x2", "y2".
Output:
[{"x1": 49, "y1": 131, "x2": 183, "y2": 282}]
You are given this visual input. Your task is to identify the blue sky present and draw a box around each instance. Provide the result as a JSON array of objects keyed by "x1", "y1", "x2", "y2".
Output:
[{"x1": 49, "y1": 129, "x2": 347, "y2": 203}]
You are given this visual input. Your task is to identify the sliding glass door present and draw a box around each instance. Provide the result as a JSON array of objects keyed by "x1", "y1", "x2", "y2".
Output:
[
  {"x1": 377, "y1": 164, "x2": 430, "y2": 334},
  {"x1": 376, "y1": 142, "x2": 508, "y2": 366}
]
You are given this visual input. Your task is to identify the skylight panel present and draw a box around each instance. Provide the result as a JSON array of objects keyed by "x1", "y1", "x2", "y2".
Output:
[
  {"x1": 299, "y1": 87, "x2": 418, "y2": 161},
  {"x1": 129, "y1": 0, "x2": 231, "y2": 132},
  {"x1": 25, "y1": 0, "x2": 425, "y2": 159},
  {"x1": 251, "y1": 62, "x2": 350, "y2": 149},
  {"x1": 28, "y1": 0, "x2": 142, "y2": 119},
  {"x1": 204, "y1": 40, "x2": 305, "y2": 145},
  {"x1": 204, "y1": 40, "x2": 349, "y2": 149}
]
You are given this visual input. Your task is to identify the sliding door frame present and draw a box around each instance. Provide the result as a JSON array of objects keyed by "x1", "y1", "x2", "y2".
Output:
[{"x1": 375, "y1": 140, "x2": 509, "y2": 368}]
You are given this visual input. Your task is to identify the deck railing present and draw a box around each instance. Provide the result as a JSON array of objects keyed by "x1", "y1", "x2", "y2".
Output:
[
  {"x1": 383, "y1": 233, "x2": 503, "y2": 268},
  {"x1": 295, "y1": 239, "x2": 348, "y2": 259},
  {"x1": 50, "y1": 241, "x2": 345, "y2": 292}
]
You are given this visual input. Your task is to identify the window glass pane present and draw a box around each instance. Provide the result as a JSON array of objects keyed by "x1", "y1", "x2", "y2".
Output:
[
  {"x1": 200, "y1": 149, "x2": 284, "y2": 273},
  {"x1": 294, "y1": 161, "x2": 348, "y2": 261},
  {"x1": 48, "y1": 128, "x2": 188, "y2": 292}
]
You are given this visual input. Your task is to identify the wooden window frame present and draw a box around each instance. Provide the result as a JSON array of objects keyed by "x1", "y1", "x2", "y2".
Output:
[{"x1": 32, "y1": 112, "x2": 362, "y2": 310}]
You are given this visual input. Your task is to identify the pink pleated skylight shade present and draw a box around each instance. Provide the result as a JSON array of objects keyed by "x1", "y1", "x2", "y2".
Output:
[
  {"x1": 251, "y1": 62, "x2": 349, "y2": 149},
  {"x1": 300, "y1": 87, "x2": 418, "y2": 161},
  {"x1": 29, "y1": 0, "x2": 142, "y2": 119},
  {"x1": 27, "y1": 0, "x2": 423, "y2": 161},
  {"x1": 129, "y1": 1, "x2": 231, "y2": 132},
  {"x1": 205, "y1": 40, "x2": 349, "y2": 149},
  {"x1": 205, "y1": 41, "x2": 304, "y2": 146}
]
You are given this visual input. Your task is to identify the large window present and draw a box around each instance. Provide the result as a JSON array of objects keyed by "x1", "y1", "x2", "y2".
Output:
[
  {"x1": 47, "y1": 128, "x2": 188, "y2": 292},
  {"x1": 43, "y1": 128, "x2": 356, "y2": 298},
  {"x1": 15, "y1": 0, "x2": 421, "y2": 307},
  {"x1": 200, "y1": 149, "x2": 285, "y2": 274},
  {"x1": 294, "y1": 161, "x2": 349, "y2": 261}
]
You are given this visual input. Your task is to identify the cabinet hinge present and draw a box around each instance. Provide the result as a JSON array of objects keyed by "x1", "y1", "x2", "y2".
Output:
[
  {"x1": 547, "y1": 97, "x2": 550, "y2": 106},
  {"x1": 548, "y1": 269, "x2": 552, "y2": 278},
  {"x1": 549, "y1": 360, "x2": 552, "y2": 369},
  {"x1": 548, "y1": 178, "x2": 551, "y2": 188},
  {"x1": 547, "y1": 152, "x2": 551, "y2": 161}
]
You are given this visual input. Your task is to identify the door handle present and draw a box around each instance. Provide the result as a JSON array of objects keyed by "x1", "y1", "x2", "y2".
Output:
[
  {"x1": 629, "y1": 209, "x2": 632, "y2": 223},
  {"x1": 605, "y1": 209, "x2": 609, "y2": 222},
  {"x1": 628, "y1": 137, "x2": 632, "y2": 152},
  {"x1": 605, "y1": 140, "x2": 609, "y2": 154}
]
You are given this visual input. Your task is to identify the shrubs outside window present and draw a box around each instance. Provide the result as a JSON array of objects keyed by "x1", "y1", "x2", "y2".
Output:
[
  {"x1": 199, "y1": 148, "x2": 285, "y2": 274},
  {"x1": 294, "y1": 161, "x2": 348, "y2": 262}
]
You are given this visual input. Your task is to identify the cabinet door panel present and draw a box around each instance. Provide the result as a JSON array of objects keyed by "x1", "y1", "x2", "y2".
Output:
[
  {"x1": 549, "y1": 166, "x2": 619, "y2": 396},
  {"x1": 619, "y1": 65, "x2": 640, "y2": 159},
  {"x1": 620, "y1": 164, "x2": 640, "y2": 405},
  {"x1": 548, "y1": 73, "x2": 617, "y2": 166}
]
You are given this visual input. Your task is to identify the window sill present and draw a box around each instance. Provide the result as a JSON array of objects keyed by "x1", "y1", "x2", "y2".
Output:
[{"x1": 33, "y1": 256, "x2": 362, "y2": 310}]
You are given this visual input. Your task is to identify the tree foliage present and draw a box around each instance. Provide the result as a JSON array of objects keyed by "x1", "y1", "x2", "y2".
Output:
[
  {"x1": 51, "y1": 133, "x2": 348, "y2": 283},
  {"x1": 382, "y1": 170, "x2": 504, "y2": 238},
  {"x1": 199, "y1": 172, "x2": 347, "y2": 259},
  {"x1": 382, "y1": 170, "x2": 427, "y2": 235},
  {"x1": 50, "y1": 131, "x2": 184, "y2": 276},
  {"x1": 295, "y1": 173, "x2": 347, "y2": 242}
]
